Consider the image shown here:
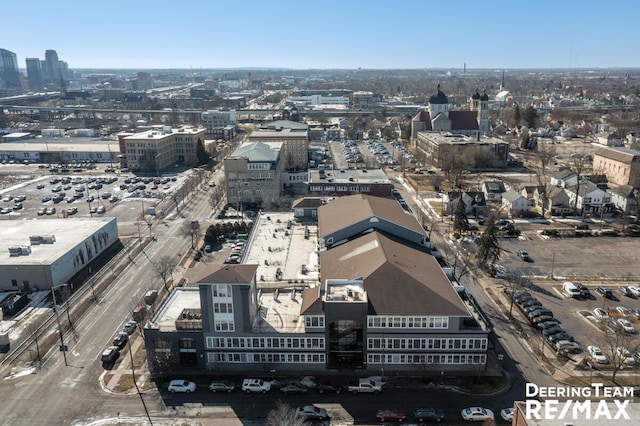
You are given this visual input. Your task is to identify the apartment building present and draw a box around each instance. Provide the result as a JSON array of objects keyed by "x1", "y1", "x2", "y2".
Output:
[
  {"x1": 224, "y1": 141, "x2": 285, "y2": 208},
  {"x1": 122, "y1": 126, "x2": 205, "y2": 171}
]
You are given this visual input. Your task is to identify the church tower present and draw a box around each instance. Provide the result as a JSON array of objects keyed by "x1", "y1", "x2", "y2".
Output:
[{"x1": 478, "y1": 89, "x2": 489, "y2": 135}]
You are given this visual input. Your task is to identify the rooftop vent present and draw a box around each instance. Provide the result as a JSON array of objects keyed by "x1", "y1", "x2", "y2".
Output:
[
  {"x1": 8, "y1": 246, "x2": 31, "y2": 256},
  {"x1": 29, "y1": 234, "x2": 56, "y2": 245}
]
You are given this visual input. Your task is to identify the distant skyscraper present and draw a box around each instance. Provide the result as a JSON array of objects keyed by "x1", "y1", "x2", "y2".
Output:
[
  {"x1": 0, "y1": 48, "x2": 20, "y2": 90},
  {"x1": 44, "y1": 49, "x2": 62, "y2": 85},
  {"x1": 25, "y1": 58, "x2": 44, "y2": 90}
]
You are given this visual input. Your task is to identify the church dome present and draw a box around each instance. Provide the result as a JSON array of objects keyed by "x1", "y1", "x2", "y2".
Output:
[
  {"x1": 480, "y1": 90, "x2": 489, "y2": 101},
  {"x1": 472, "y1": 89, "x2": 481, "y2": 100},
  {"x1": 429, "y1": 86, "x2": 448, "y2": 105}
]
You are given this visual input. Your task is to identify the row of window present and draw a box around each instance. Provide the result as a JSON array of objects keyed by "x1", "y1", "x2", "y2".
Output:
[
  {"x1": 213, "y1": 303, "x2": 233, "y2": 314},
  {"x1": 304, "y1": 316, "x2": 325, "y2": 328},
  {"x1": 309, "y1": 186, "x2": 371, "y2": 192},
  {"x1": 212, "y1": 284, "x2": 232, "y2": 298},
  {"x1": 207, "y1": 352, "x2": 326, "y2": 364},
  {"x1": 214, "y1": 320, "x2": 235, "y2": 332},
  {"x1": 367, "y1": 338, "x2": 487, "y2": 351},
  {"x1": 367, "y1": 316, "x2": 449, "y2": 329},
  {"x1": 206, "y1": 336, "x2": 325, "y2": 349},
  {"x1": 367, "y1": 353, "x2": 487, "y2": 365},
  {"x1": 248, "y1": 163, "x2": 271, "y2": 170}
]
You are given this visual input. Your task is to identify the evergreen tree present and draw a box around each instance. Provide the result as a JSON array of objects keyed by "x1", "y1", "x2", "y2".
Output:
[
  {"x1": 513, "y1": 105, "x2": 521, "y2": 126},
  {"x1": 476, "y1": 216, "x2": 501, "y2": 268},
  {"x1": 452, "y1": 194, "x2": 469, "y2": 234},
  {"x1": 195, "y1": 138, "x2": 210, "y2": 165},
  {"x1": 523, "y1": 106, "x2": 539, "y2": 129}
]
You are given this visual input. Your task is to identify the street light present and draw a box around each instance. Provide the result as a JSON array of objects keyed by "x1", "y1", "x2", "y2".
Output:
[{"x1": 51, "y1": 284, "x2": 69, "y2": 366}]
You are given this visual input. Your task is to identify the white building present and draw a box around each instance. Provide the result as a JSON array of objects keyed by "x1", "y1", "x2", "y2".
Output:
[
  {"x1": 0, "y1": 218, "x2": 119, "y2": 291},
  {"x1": 201, "y1": 110, "x2": 236, "y2": 128}
]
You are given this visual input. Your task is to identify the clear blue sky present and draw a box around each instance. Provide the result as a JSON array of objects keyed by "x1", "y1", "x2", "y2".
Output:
[{"x1": 4, "y1": 0, "x2": 639, "y2": 69}]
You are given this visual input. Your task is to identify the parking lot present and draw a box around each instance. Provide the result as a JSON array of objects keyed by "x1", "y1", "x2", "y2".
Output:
[
  {"x1": 498, "y1": 232, "x2": 640, "y2": 280},
  {"x1": 0, "y1": 164, "x2": 183, "y2": 227}
]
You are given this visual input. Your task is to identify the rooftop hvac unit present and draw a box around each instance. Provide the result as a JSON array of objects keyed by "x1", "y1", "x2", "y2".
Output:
[
  {"x1": 29, "y1": 234, "x2": 56, "y2": 244},
  {"x1": 8, "y1": 246, "x2": 31, "y2": 256}
]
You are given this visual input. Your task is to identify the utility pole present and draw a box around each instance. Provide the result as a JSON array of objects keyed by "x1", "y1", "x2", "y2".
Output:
[{"x1": 51, "y1": 285, "x2": 68, "y2": 366}]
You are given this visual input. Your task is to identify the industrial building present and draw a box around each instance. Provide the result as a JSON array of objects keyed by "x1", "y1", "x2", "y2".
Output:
[{"x1": 0, "y1": 218, "x2": 119, "y2": 291}]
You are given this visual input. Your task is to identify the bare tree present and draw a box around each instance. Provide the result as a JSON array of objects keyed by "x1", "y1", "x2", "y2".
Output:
[
  {"x1": 182, "y1": 219, "x2": 201, "y2": 249},
  {"x1": 569, "y1": 155, "x2": 591, "y2": 214},
  {"x1": 154, "y1": 255, "x2": 177, "y2": 292},
  {"x1": 266, "y1": 401, "x2": 310, "y2": 426},
  {"x1": 598, "y1": 326, "x2": 638, "y2": 384}
]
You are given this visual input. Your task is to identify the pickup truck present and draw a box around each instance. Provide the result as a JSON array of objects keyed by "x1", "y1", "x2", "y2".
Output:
[{"x1": 347, "y1": 378, "x2": 382, "y2": 394}]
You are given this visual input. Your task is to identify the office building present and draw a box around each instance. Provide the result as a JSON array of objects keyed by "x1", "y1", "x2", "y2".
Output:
[
  {"x1": 0, "y1": 48, "x2": 20, "y2": 90},
  {"x1": 121, "y1": 126, "x2": 206, "y2": 171},
  {"x1": 248, "y1": 120, "x2": 309, "y2": 171},
  {"x1": 25, "y1": 58, "x2": 43, "y2": 90}
]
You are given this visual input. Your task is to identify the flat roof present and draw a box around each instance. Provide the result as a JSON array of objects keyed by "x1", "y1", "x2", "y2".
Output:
[
  {"x1": 124, "y1": 127, "x2": 205, "y2": 141},
  {"x1": 254, "y1": 288, "x2": 309, "y2": 333},
  {"x1": 150, "y1": 287, "x2": 201, "y2": 332},
  {"x1": 0, "y1": 217, "x2": 116, "y2": 266},
  {"x1": 308, "y1": 168, "x2": 392, "y2": 184},
  {"x1": 419, "y1": 132, "x2": 507, "y2": 145}
]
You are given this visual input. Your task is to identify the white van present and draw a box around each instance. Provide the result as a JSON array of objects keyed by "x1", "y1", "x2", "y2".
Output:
[{"x1": 563, "y1": 281, "x2": 581, "y2": 298}]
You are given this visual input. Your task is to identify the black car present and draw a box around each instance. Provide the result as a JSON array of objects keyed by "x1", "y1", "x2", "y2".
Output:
[
  {"x1": 520, "y1": 299, "x2": 543, "y2": 309},
  {"x1": 524, "y1": 304, "x2": 546, "y2": 314},
  {"x1": 413, "y1": 407, "x2": 445, "y2": 422},
  {"x1": 542, "y1": 326, "x2": 565, "y2": 337},
  {"x1": 596, "y1": 286, "x2": 613, "y2": 298},
  {"x1": 316, "y1": 382, "x2": 343, "y2": 394},
  {"x1": 528, "y1": 309, "x2": 553, "y2": 319},
  {"x1": 574, "y1": 282, "x2": 592, "y2": 298},
  {"x1": 112, "y1": 332, "x2": 128, "y2": 349},
  {"x1": 547, "y1": 332, "x2": 573, "y2": 343},
  {"x1": 537, "y1": 320, "x2": 560, "y2": 330}
]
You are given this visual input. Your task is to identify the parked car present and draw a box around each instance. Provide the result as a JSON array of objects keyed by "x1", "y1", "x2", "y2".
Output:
[
  {"x1": 616, "y1": 306, "x2": 631, "y2": 316},
  {"x1": 619, "y1": 286, "x2": 634, "y2": 297},
  {"x1": 532, "y1": 315, "x2": 555, "y2": 324},
  {"x1": 528, "y1": 309, "x2": 554, "y2": 319},
  {"x1": 628, "y1": 286, "x2": 640, "y2": 297},
  {"x1": 537, "y1": 320, "x2": 560, "y2": 330},
  {"x1": 555, "y1": 340, "x2": 581, "y2": 354},
  {"x1": 517, "y1": 250, "x2": 532, "y2": 262},
  {"x1": 296, "y1": 405, "x2": 329, "y2": 421},
  {"x1": 542, "y1": 326, "x2": 566, "y2": 337},
  {"x1": 208, "y1": 380, "x2": 235, "y2": 393},
  {"x1": 112, "y1": 332, "x2": 128, "y2": 349},
  {"x1": 204, "y1": 244, "x2": 213, "y2": 253},
  {"x1": 596, "y1": 286, "x2": 613, "y2": 298},
  {"x1": 524, "y1": 304, "x2": 546, "y2": 313},
  {"x1": 413, "y1": 407, "x2": 445, "y2": 422},
  {"x1": 100, "y1": 346, "x2": 119, "y2": 363},
  {"x1": 123, "y1": 320, "x2": 137, "y2": 335},
  {"x1": 242, "y1": 378, "x2": 271, "y2": 393},
  {"x1": 461, "y1": 407, "x2": 494, "y2": 421},
  {"x1": 280, "y1": 383, "x2": 309, "y2": 394},
  {"x1": 168, "y1": 379, "x2": 196, "y2": 393},
  {"x1": 37, "y1": 207, "x2": 46, "y2": 216},
  {"x1": 616, "y1": 347, "x2": 636, "y2": 365},
  {"x1": 520, "y1": 299, "x2": 543, "y2": 308},
  {"x1": 574, "y1": 282, "x2": 591, "y2": 298},
  {"x1": 547, "y1": 332, "x2": 574, "y2": 343},
  {"x1": 500, "y1": 408, "x2": 514, "y2": 422},
  {"x1": 618, "y1": 318, "x2": 636, "y2": 333},
  {"x1": 316, "y1": 381, "x2": 343, "y2": 394},
  {"x1": 587, "y1": 345, "x2": 609, "y2": 364},
  {"x1": 376, "y1": 408, "x2": 407, "y2": 422},
  {"x1": 41, "y1": 195, "x2": 51, "y2": 202},
  {"x1": 592, "y1": 308, "x2": 607, "y2": 319}
]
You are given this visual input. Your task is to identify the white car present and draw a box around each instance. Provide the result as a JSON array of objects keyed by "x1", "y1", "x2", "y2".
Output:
[
  {"x1": 628, "y1": 286, "x2": 640, "y2": 297},
  {"x1": 616, "y1": 306, "x2": 630, "y2": 316},
  {"x1": 587, "y1": 345, "x2": 609, "y2": 364},
  {"x1": 168, "y1": 379, "x2": 196, "y2": 393},
  {"x1": 500, "y1": 408, "x2": 514, "y2": 422},
  {"x1": 461, "y1": 407, "x2": 494, "y2": 421},
  {"x1": 592, "y1": 308, "x2": 607, "y2": 319},
  {"x1": 618, "y1": 319, "x2": 636, "y2": 334},
  {"x1": 616, "y1": 347, "x2": 636, "y2": 365},
  {"x1": 241, "y1": 378, "x2": 271, "y2": 393}
]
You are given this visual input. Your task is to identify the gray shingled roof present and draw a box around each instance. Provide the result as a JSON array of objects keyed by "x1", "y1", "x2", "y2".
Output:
[{"x1": 319, "y1": 231, "x2": 470, "y2": 316}]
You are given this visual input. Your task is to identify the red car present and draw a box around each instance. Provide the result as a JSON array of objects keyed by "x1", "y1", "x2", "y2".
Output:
[{"x1": 376, "y1": 408, "x2": 407, "y2": 422}]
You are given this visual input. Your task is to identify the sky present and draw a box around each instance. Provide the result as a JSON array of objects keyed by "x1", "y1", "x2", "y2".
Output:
[{"x1": 3, "y1": 0, "x2": 640, "y2": 70}]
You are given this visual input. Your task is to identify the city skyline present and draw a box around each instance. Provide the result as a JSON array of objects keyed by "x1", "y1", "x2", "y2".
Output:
[{"x1": 3, "y1": 0, "x2": 640, "y2": 70}]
